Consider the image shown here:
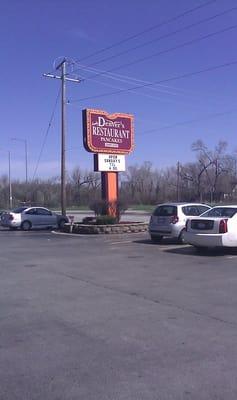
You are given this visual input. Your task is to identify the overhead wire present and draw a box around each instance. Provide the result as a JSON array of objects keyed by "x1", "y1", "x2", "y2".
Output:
[
  {"x1": 75, "y1": 23, "x2": 237, "y2": 81},
  {"x1": 32, "y1": 88, "x2": 61, "y2": 180},
  {"x1": 68, "y1": 69, "x2": 226, "y2": 109},
  {"x1": 137, "y1": 108, "x2": 237, "y2": 136},
  {"x1": 78, "y1": 5, "x2": 237, "y2": 69},
  {"x1": 68, "y1": 59, "x2": 237, "y2": 103},
  {"x1": 73, "y1": 0, "x2": 217, "y2": 63},
  {"x1": 71, "y1": 62, "x2": 230, "y2": 105}
]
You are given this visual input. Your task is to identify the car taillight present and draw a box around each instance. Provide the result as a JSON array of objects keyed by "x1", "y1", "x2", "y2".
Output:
[
  {"x1": 171, "y1": 215, "x2": 179, "y2": 224},
  {"x1": 185, "y1": 219, "x2": 189, "y2": 231},
  {"x1": 219, "y1": 219, "x2": 228, "y2": 233}
]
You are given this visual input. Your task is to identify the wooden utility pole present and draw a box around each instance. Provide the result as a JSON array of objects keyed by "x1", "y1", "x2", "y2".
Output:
[
  {"x1": 177, "y1": 161, "x2": 180, "y2": 202},
  {"x1": 43, "y1": 59, "x2": 82, "y2": 216}
]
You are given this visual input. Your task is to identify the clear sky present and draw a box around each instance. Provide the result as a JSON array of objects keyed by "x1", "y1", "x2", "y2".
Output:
[{"x1": 1, "y1": 0, "x2": 237, "y2": 180}]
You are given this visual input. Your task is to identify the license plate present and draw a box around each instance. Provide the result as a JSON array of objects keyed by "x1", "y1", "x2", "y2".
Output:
[{"x1": 157, "y1": 217, "x2": 166, "y2": 224}]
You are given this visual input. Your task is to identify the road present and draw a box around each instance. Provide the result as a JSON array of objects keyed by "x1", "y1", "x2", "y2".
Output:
[{"x1": 1, "y1": 229, "x2": 237, "y2": 399}]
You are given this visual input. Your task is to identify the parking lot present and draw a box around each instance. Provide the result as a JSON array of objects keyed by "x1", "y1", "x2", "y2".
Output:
[{"x1": 1, "y1": 228, "x2": 237, "y2": 400}]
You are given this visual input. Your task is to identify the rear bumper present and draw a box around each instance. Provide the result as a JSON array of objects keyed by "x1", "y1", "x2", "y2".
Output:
[
  {"x1": 1, "y1": 221, "x2": 20, "y2": 228},
  {"x1": 149, "y1": 224, "x2": 181, "y2": 238},
  {"x1": 183, "y1": 232, "x2": 235, "y2": 247}
]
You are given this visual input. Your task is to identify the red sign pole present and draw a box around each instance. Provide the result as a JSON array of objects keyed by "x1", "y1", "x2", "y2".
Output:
[{"x1": 101, "y1": 171, "x2": 118, "y2": 217}]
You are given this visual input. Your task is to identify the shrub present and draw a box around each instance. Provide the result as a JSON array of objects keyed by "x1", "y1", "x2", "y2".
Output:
[
  {"x1": 89, "y1": 199, "x2": 128, "y2": 222},
  {"x1": 89, "y1": 199, "x2": 107, "y2": 216},
  {"x1": 82, "y1": 216, "x2": 97, "y2": 224},
  {"x1": 96, "y1": 215, "x2": 117, "y2": 225}
]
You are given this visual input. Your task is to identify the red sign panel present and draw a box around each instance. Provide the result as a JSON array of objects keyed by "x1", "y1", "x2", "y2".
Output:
[{"x1": 83, "y1": 109, "x2": 134, "y2": 154}]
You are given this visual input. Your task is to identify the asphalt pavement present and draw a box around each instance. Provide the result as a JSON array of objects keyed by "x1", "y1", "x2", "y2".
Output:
[{"x1": 1, "y1": 229, "x2": 237, "y2": 399}]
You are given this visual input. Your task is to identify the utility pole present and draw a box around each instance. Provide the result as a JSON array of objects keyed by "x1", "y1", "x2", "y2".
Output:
[
  {"x1": 43, "y1": 59, "x2": 82, "y2": 216},
  {"x1": 176, "y1": 161, "x2": 180, "y2": 202},
  {"x1": 8, "y1": 151, "x2": 12, "y2": 209}
]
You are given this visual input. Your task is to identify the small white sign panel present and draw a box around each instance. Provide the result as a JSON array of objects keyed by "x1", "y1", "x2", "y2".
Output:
[{"x1": 97, "y1": 154, "x2": 126, "y2": 172}]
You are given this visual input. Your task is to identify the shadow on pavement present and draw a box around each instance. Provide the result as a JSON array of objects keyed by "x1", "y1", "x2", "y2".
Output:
[
  {"x1": 165, "y1": 246, "x2": 237, "y2": 257},
  {"x1": 133, "y1": 237, "x2": 181, "y2": 246},
  {"x1": 133, "y1": 236, "x2": 237, "y2": 257}
]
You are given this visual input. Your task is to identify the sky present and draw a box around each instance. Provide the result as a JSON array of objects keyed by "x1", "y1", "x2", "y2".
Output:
[{"x1": 1, "y1": 0, "x2": 237, "y2": 180}]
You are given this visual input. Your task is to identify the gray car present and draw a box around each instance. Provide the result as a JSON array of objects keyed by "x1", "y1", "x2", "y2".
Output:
[
  {"x1": 1, "y1": 206, "x2": 68, "y2": 230},
  {"x1": 149, "y1": 202, "x2": 211, "y2": 243}
]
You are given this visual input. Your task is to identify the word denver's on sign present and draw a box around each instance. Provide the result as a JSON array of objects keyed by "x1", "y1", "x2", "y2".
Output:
[{"x1": 83, "y1": 109, "x2": 134, "y2": 154}]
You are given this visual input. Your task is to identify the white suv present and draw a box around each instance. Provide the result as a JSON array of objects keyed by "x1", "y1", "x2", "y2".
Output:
[{"x1": 149, "y1": 203, "x2": 211, "y2": 243}]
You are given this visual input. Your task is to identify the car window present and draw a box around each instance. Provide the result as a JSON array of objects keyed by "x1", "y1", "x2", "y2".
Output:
[
  {"x1": 197, "y1": 205, "x2": 210, "y2": 215},
  {"x1": 25, "y1": 208, "x2": 37, "y2": 215},
  {"x1": 201, "y1": 207, "x2": 237, "y2": 218},
  {"x1": 36, "y1": 208, "x2": 52, "y2": 216},
  {"x1": 12, "y1": 207, "x2": 28, "y2": 213},
  {"x1": 153, "y1": 205, "x2": 177, "y2": 217},
  {"x1": 182, "y1": 206, "x2": 199, "y2": 216}
]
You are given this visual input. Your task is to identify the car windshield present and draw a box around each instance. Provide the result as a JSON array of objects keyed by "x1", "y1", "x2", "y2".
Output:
[
  {"x1": 12, "y1": 207, "x2": 28, "y2": 213},
  {"x1": 201, "y1": 207, "x2": 237, "y2": 218}
]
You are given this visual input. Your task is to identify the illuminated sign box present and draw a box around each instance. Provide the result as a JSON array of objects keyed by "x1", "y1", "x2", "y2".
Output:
[
  {"x1": 83, "y1": 109, "x2": 134, "y2": 155},
  {"x1": 94, "y1": 154, "x2": 126, "y2": 172}
]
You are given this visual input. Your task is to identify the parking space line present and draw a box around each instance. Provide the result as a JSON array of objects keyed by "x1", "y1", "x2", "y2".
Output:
[{"x1": 109, "y1": 240, "x2": 133, "y2": 245}]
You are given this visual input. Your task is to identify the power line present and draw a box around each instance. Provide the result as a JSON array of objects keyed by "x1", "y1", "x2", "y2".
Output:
[
  {"x1": 72, "y1": 62, "x2": 230, "y2": 105},
  {"x1": 68, "y1": 71, "x2": 225, "y2": 110},
  {"x1": 73, "y1": 0, "x2": 217, "y2": 63},
  {"x1": 137, "y1": 108, "x2": 237, "y2": 136},
  {"x1": 81, "y1": 6, "x2": 237, "y2": 69},
  {"x1": 68, "y1": 59, "x2": 237, "y2": 103},
  {"x1": 78, "y1": 23, "x2": 237, "y2": 81},
  {"x1": 32, "y1": 88, "x2": 61, "y2": 180}
]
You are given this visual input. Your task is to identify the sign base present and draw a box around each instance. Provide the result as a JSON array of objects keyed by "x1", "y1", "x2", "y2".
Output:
[{"x1": 101, "y1": 172, "x2": 118, "y2": 217}]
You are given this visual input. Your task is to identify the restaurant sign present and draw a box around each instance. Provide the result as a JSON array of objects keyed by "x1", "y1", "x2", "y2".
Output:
[{"x1": 83, "y1": 109, "x2": 134, "y2": 154}]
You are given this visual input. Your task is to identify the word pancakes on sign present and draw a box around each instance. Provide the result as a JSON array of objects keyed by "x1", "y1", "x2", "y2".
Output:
[
  {"x1": 83, "y1": 109, "x2": 134, "y2": 154},
  {"x1": 94, "y1": 154, "x2": 126, "y2": 172}
]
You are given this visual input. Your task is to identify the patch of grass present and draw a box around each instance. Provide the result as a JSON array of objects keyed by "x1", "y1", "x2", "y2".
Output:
[{"x1": 128, "y1": 204, "x2": 154, "y2": 212}]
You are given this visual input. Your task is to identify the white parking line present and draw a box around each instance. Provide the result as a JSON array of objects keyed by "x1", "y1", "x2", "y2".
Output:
[{"x1": 110, "y1": 240, "x2": 133, "y2": 245}]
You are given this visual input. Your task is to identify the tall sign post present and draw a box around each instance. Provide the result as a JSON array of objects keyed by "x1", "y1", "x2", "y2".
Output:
[{"x1": 83, "y1": 109, "x2": 134, "y2": 217}]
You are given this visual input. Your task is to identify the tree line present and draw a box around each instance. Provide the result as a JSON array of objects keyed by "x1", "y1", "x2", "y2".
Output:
[{"x1": 0, "y1": 140, "x2": 237, "y2": 209}]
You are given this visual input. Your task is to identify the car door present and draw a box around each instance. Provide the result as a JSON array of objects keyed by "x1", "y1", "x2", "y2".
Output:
[
  {"x1": 24, "y1": 208, "x2": 38, "y2": 227},
  {"x1": 36, "y1": 208, "x2": 57, "y2": 228}
]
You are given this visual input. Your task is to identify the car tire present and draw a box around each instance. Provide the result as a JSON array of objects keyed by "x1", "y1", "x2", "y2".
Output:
[
  {"x1": 178, "y1": 229, "x2": 186, "y2": 244},
  {"x1": 58, "y1": 219, "x2": 67, "y2": 229},
  {"x1": 150, "y1": 235, "x2": 163, "y2": 243},
  {"x1": 21, "y1": 220, "x2": 32, "y2": 231}
]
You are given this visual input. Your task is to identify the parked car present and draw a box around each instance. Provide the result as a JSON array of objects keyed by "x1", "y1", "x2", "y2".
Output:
[
  {"x1": 1, "y1": 207, "x2": 68, "y2": 230},
  {"x1": 184, "y1": 205, "x2": 237, "y2": 250},
  {"x1": 149, "y1": 202, "x2": 211, "y2": 243}
]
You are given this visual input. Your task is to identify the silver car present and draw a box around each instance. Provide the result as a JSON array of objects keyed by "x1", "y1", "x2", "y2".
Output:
[
  {"x1": 149, "y1": 202, "x2": 211, "y2": 243},
  {"x1": 1, "y1": 206, "x2": 68, "y2": 230}
]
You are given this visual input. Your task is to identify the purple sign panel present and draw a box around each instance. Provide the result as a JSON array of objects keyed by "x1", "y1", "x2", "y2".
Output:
[{"x1": 83, "y1": 109, "x2": 134, "y2": 154}]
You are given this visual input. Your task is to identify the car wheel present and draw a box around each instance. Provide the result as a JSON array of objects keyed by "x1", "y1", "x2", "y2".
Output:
[
  {"x1": 21, "y1": 220, "x2": 32, "y2": 231},
  {"x1": 58, "y1": 219, "x2": 67, "y2": 229},
  {"x1": 178, "y1": 229, "x2": 186, "y2": 244},
  {"x1": 150, "y1": 235, "x2": 163, "y2": 243}
]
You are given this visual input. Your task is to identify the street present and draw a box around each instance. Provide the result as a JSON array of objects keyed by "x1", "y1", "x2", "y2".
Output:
[{"x1": 1, "y1": 229, "x2": 237, "y2": 399}]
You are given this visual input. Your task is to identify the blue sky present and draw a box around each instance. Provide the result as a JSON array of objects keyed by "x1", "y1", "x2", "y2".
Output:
[{"x1": 1, "y1": 0, "x2": 237, "y2": 180}]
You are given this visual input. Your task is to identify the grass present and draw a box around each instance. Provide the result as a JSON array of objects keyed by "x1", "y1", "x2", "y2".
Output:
[{"x1": 128, "y1": 204, "x2": 154, "y2": 212}]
